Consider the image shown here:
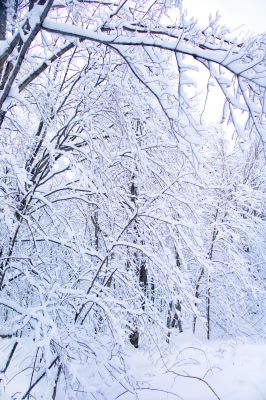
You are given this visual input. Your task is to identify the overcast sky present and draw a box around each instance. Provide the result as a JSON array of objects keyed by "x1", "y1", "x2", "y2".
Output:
[
  {"x1": 182, "y1": 0, "x2": 265, "y2": 36},
  {"x1": 180, "y1": 0, "x2": 265, "y2": 131}
]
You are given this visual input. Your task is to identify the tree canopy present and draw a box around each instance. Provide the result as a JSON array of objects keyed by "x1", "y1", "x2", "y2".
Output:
[{"x1": 0, "y1": 1, "x2": 265, "y2": 399}]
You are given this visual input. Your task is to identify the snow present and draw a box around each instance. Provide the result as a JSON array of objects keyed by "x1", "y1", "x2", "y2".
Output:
[
  {"x1": 1, "y1": 333, "x2": 266, "y2": 400},
  {"x1": 1, "y1": 2, "x2": 266, "y2": 400},
  {"x1": 42, "y1": 20, "x2": 228, "y2": 64},
  {"x1": 112, "y1": 334, "x2": 266, "y2": 400}
]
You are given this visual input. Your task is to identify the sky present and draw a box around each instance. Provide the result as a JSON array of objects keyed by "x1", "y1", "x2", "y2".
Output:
[
  {"x1": 182, "y1": 0, "x2": 265, "y2": 36},
  {"x1": 180, "y1": 0, "x2": 265, "y2": 131}
]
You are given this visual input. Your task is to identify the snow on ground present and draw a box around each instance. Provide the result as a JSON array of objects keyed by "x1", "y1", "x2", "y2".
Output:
[
  {"x1": 1, "y1": 332, "x2": 266, "y2": 399},
  {"x1": 113, "y1": 333, "x2": 266, "y2": 400}
]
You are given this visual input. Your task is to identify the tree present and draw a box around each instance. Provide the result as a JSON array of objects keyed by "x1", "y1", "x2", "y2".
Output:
[
  {"x1": 0, "y1": 36, "x2": 201, "y2": 397},
  {"x1": 193, "y1": 131, "x2": 266, "y2": 339},
  {"x1": 0, "y1": 1, "x2": 265, "y2": 142},
  {"x1": 0, "y1": 1, "x2": 265, "y2": 399}
]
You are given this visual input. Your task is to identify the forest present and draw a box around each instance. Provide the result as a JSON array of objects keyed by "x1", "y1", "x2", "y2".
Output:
[{"x1": 0, "y1": 0, "x2": 265, "y2": 399}]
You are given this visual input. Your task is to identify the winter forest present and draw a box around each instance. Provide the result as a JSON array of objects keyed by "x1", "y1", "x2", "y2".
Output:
[{"x1": 0, "y1": 0, "x2": 265, "y2": 399}]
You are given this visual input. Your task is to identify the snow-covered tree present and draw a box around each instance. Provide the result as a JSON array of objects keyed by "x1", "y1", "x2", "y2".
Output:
[
  {"x1": 0, "y1": 1, "x2": 265, "y2": 399},
  {"x1": 193, "y1": 132, "x2": 266, "y2": 339}
]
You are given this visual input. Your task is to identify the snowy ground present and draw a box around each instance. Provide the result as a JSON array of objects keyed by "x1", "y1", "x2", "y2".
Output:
[
  {"x1": 1, "y1": 332, "x2": 266, "y2": 400},
  {"x1": 118, "y1": 334, "x2": 266, "y2": 400}
]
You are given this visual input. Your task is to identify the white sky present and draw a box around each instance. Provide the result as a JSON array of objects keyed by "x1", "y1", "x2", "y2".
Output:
[
  {"x1": 182, "y1": 0, "x2": 266, "y2": 36},
  {"x1": 180, "y1": 0, "x2": 265, "y2": 134}
]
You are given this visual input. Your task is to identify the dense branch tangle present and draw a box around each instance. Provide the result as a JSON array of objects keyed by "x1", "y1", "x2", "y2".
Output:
[
  {"x1": 0, "y1": 2, "x2": 265, "y2": 399},
  {"x1": 0, "y1": 0, "x2": 265, "y2": 143}
]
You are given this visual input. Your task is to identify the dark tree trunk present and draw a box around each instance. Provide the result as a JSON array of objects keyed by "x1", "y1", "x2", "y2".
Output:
[
  {"x1": 172, "y1": 300, "x2": 183, "y2": 333},
  {"x1": 130, "y1": 174, "x2": 148, "y2": 310},
  {"x1": 139, "y1": 260, "x2": 148, "y2": 310},
  {"x1": 29, "y1": 0, "x2": 47, "y2": 10},
  {"x1": 167, "y1": 300, "x2": 183, "y2": 343},
  {"x1": 1, "y1": 341, "x2": 18, "y2": 373},
  {"x1": 128, "y1": 173, "x2": 148, "y2": 348},
  {"x1": 193, "y1": 267, "x2": 204, "y2": 334},
  {"x1": 193, "y1": 212, "x2": 218, "y2": 337},
  {"x1": 0, "y1": 0, "x2": 7, "y2": 98},
  {"x1": 0, "y1": 1, "x2": 6, "y2": 41},
  {"x1": 166, "y1": 301, "x2": 173, "y2": 343},
  {"x1": 167, "y1": 248, "x2": 183, "y2": 342},
  {"x1": 150, "y1": 277, "x2": 155, "y2": 303},
  {"x1": 52, "y1": 364, "x2": 62, "y2": 400},
  {"x1": 129, "y1": 330, "x2": 139, "y2": 348},
  {"x1": 207, "y1": 279, "x2": 211, "y2": 340}
]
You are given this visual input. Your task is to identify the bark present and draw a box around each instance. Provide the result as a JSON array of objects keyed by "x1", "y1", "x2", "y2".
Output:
[
  {"x1": 130, "y1": 174, "x2": 148, "y2": 310},
  {"x1": 167, "y1": 248, "x2": 183, "y2": 342},
  {"x1": 129, "y1": 330, "x2": 139, "y2": 348},
  {"x1": 193, "y1": 209, "x2": 219, "y2": 338},
  {"x1": 192, "y1": 267, "x2": 204, "y2": 334},
  {"x1": 52, "y1": 364, "x2": 62, "y2": 400},
  {"x1": 150, "y1": 277, "x2": 155, "y2": 303},
  {"x1": 167, "y1": 300, "x2": 183, "y2": 343},
  {"x1": 139, "y1": 260, "x2": 148, "y2": 310},
  {"x1": 1, "y1": 341, "x2": 18, "y2": 373},
  {"x1": 21, "y1": 356, "x2": 59, "y2": 399},
  {"x1": 0, "y1": 0, "x2": 53, "y2": 129},
  {"x1": 207, "y1": 282, "x2": 211, "y2": 340},
  {"x1": 29, "y1": 0, "x2": 47, "y2": 10},
  {"x1": 0, "y1": 1, "x2": 6, "y2": 41},
  {"x1": 0, "y1": 0, "x2": 7, "y2": 89}
]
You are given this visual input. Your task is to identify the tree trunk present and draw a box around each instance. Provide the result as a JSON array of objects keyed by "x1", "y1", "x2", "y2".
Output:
[
  {"x1": 0, "y1": 1, "x2": 6, "y2": 41},
  {"x1": 130, "y1": 174, "x2": 148, "y2": 310},
  {"x1": 139, "y1": 260, "x2": 148, "y2": 310},
  {"x1": 52, "y1": 364, "x2": 62, "y2": 400},
  {"x1": 193, "y1": 267, "x2": 204, "y2": 334},
  {"x1": 1, "y1": 341, "x2": 18, "y2": 373},
  {"x1": 167, "y1": 300, "x2": 183, "y2": 343},
  {"x1": 29, "y1": 0, "x2": 47, "y2": 10},
  {"x1": 207, "y1": 278, "x2": 211, "y2": 340},
  {"x1": 0, "y1": 0, "x2": 7, "y2": 98}
]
